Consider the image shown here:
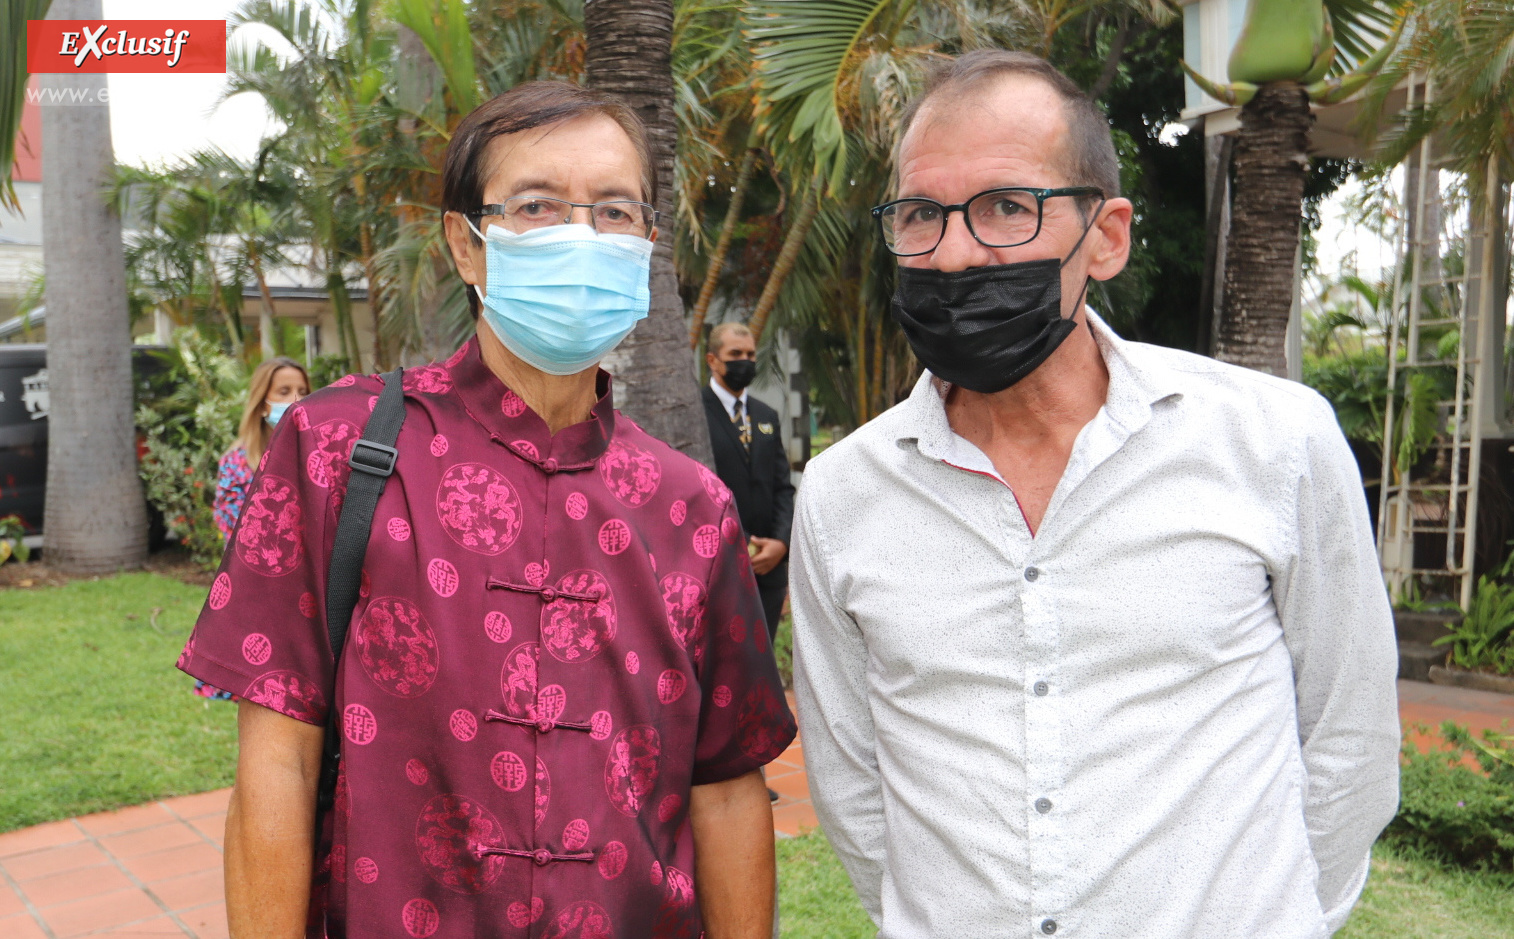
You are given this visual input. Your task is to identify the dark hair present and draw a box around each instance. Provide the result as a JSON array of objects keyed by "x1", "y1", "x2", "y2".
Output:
[
  {"x1": 442, "y1": 80, "x2": 655, "y2": 316},
  {"x1": 896, "y1": 50, "x2": 1121, "y2": 204}
]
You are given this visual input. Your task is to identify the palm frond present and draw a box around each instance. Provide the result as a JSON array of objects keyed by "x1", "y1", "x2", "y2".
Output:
[{"x1": 0, "y1": 0, "x2": 53, "y2": 211}]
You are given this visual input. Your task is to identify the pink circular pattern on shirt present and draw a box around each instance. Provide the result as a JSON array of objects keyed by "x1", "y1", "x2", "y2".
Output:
[
  {"x1": 449, "y1": 709, "x2": 477, "y2": 741},
  {"x1": 598, "y1": 440, "x2": 662, "y2": 507},
  {"x1": 511, "y1": 439, "x2": 540, "y2": 461},
  {"x1": 728, "y1": 616, "x2": 747, "y2": 644},
  {"x1": 208, "y1": 573, "x2": 232, "y2": 610},
  {"x1": 507, "y1": 900, "x2": 544, "y2": 928},
  {"x1": 501, "y1": 389, "x2": 527, "y2": 417},
  {"x1": 404, "y1": 365, "x2": 453, "y2": 395},
  {"x1": 655, "y1": 866, "x2": 700, "y2": 939},
  {"x1": 405, "y1": 759, "x2": 429, "y2": 786},
  {"x1": 692, "y1": 525, "x2": 720, "y2": 559},
  {"x1": 536, "y1": 684, "x2": 566, "y2": 723},
  {"x1": 331, "y1": 375, "x2": 356, "y2": 388},
  {"x1": 445, "y1": 344, "x2": 469, "y2": 368},
  {"x1": 355, "y1": 856, "x2": 379, "y2": 883},
  {"x1": 590, "y1": 710, "x2": 612, "y2": 741},
  {"x1": 429, "y1": 434, "x2": 449, "y2": 457},
  {"x1": 490, "y1": 751, "x2": 528, "y2": 792},
  {"x1": 499, "y1": 642, "x2": 539, "y2": 719},
  {"x1": 597, "y1": 841, "x2": 627, "y2": 880},
  {"x1": 605, "y1": 725, "x2": 661, "y2": 817},
  {"x1": 565, "y1": 492, "x2": 588, "y2": 520},
  {"x1": 650, "y1": 860, "x2": 663, "y2": 886},
  {"x1": 243, "y1": 670, "x2": 325, "y2": 723},
  {"x1": 657, "y1": 794, "x2": 683, "y2": 823},
  {"x1": 721, "y1": 515, "x2": 740, "y2": 544},
  {"x1": 304, "y1": 419, "x2": 361, "y2": 489},
  {"x1": 387, "y1": 518, "x2": 411, "y2": 541},
  {"x1": 713, "y1": 685, "x2": 733, "y2": 708},
  {"x1": 562, "y1": 818, "x2": 590, "y2": 851},
  {"x1": 235, "y1": 475, "x2": 304, "y2": 576},
  {"x1": 697, "y1": 463, "x2": 732, "y2": 508},
  {"x1": 355, "y1": 596, "x2": 439, "y2": 697},
  {"x1": 367, "y1": 396, "x2": 378, "y2": 413},
  {"x1": 427, "y1": 558, "x2": 460, "y2": 597},
  {"x1": 414, "y1": 794, "x2": 506, "y2": 894},
  {"x1": 436, "y1": 463, "x2": 523, "y2": 555},
  {"x1": 343, "y1": 704, "x2": 377, "y2": 745},
  {"x1": 669, "y1": 500, "x2": 687, "y2": 526},
  {"x1": 625, "y1": 651, "x2": 640, "y2": 674},
  {"x1": 484, "y1": 611, "x2": 512, "y2": 644},
  {"x1": 294, "y1": 407, "x2": 311, "y2": 431},
  {"x1": 525, "y1": 562, "x2": 548, "y2": 587},
  {"x1": 535, "y1": 757, "x2": 551, "y2": 828},
  {"x1": 543, "y1": 900, "x2": 613, "y2": 939},
  {"x1": 657, "y1": 670, "x2": 687, "y2": 705},
  {"x1": 660, "y1": 571, "x2": 708, "y2": 659},
  {"x1": 296, "y1": 591, "x2": 316, "y2": 618},
  {"x1": 242, "y1": 633, "x2": 272, "y2": 666},
  {"x1": 542, "y1": 570, "x2": 617, "y2": 664},
  {"x1": 402, "y1": 898, "x2": 440, "y2": 938},
  {"x1": 597, "y1": 519, "x2": 632, "y2": 556},
  {"x1": 737, "y1": 684, "x2": 787, "y2": 761}
]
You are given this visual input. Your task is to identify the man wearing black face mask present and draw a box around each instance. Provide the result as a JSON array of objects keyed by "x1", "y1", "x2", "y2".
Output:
[
  {"x1": 703, "y1": 323, "x2": 795, "y2": 650},
  {"x1": 790, "y1": 50, "x2": 1399, "y2": 939}
]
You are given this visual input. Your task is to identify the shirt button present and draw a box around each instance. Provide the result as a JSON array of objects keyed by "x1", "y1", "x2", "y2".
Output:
[
  {"x1": 1041, "y1": 919, "x2": 1058, "y2": 934},
  {"x1": 542, "y1": 458, "x2": 558, "y2": 474},
  {"x1": 1034, "y1": 681, "x2": 1049, "y2": 697},
  {"x1": 540, "y1": 587, "x2": 557, "y2": 601},
  {"x1": 1025, "y1": 566, "x2": 1040, "y2": 582},
  {"x1": 533, "y1": 849, "x2": 552, "y2": 866},
  {"x1": 536, "y1": 719, "x2": 555, "y2": 734},
  {"x1": 1035, "y1": 797, "x2": 1053, "y2": 814}
]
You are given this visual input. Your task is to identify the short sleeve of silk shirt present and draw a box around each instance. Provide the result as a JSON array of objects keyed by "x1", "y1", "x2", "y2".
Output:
[{"x1": 178, "y1": 338, "x2": 795, "y2": 939}]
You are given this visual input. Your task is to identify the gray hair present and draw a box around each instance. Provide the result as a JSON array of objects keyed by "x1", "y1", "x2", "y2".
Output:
[
  {"x1": 708, "y1": 322, "x2": 754, "y2": 356},
  {"x1": 896, "y1": 50, "x2": 1121, "y2": 202}
]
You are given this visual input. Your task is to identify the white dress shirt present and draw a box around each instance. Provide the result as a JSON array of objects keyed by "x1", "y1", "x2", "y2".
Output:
[
  {"x1": 709, "y1": 375, "x2": 748, "y2": 419},
  {"x1": 791, "y1": 311, "x2": 1400, "y2": 939}
]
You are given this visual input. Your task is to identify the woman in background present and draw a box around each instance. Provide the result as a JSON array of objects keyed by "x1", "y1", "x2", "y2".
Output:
[{"x1": 195, "y1": 356, "x2": 310, "y2": 701}]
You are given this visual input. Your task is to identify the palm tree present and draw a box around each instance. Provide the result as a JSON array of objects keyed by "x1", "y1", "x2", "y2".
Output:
[
  {"x1": 39, "y1": 0, "x2": 149, "y2": 572},
  {"x1": 585, "y1": 0, "x2": 715, "y2": 465}
]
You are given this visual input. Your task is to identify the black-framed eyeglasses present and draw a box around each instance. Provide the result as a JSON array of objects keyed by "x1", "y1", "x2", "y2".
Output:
[
  {"x1": 870, "y1": 187, "x2": 1104, "y2": 257},
  {"x1": 467, "y1": 196, "x2": 658, "y2": 239}
]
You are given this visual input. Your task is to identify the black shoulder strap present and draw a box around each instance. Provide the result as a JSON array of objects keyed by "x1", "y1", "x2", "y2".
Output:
[{"x1": 316, "y1": 367, "x2": 404, "y2": 815}]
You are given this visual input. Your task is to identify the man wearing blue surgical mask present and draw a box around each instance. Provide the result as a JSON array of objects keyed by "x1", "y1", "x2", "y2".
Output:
[
  {"x1": 791, "y1": 50, "x2": 1399, "y2": 939},
  {"x1": 187, "y1": 81, "x2": 794, "y2": 939}
]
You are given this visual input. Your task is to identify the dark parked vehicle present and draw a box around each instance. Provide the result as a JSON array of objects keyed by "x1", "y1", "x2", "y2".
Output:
[{"x1": 0, "y1": 344, "x2": 172, "y2": 536}]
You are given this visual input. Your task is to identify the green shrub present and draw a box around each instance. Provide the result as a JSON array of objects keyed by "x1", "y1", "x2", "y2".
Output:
[
  {"x1": 1433, "y1": 577, "x2": 1514, "y2": 675},
  {"x1": 136, "y1": 331, "x2": 246, "y2": 567},
  {"x1": 309, "y1": 353, "x2": 352, "y2": 389},
  {"x1": 1387, "y1": 723, "x2": 1514, "y2": 870}
]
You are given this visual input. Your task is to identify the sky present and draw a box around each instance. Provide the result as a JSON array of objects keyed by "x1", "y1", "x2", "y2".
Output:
[{"x1": 101, "y1": 0, "x2": 276, "y2": 168}]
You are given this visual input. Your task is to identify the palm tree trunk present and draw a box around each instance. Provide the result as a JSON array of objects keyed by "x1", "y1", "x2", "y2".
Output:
[
  {"x1": 40, "y1": 0, "x2": 147, "y2": 573},
  {"x1": 585, "y1": 0, "x2": 714, "y2": 466},
  {"x1": 253, "y1": 252, "x2": 278, "y2": 358},
  {"x1": 1214, "y1": 83, "x2": 1312, "y2": 376},
  {"x1": 328, "y1": 271, "x2": 363, "y2": 373},
  {"x1": 689, "y1": 146, "x2": 759, "y2": 348},
  {"x1": 747, "y1": 187, "x2": 820, "y2": 343}
]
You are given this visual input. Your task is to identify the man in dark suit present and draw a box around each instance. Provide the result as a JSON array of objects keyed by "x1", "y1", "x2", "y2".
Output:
[{"x1": 703, "y1": 322, "x2": 796, "y2": 644}]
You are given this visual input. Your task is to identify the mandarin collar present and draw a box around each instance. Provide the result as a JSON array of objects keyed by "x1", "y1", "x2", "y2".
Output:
[{"x1": 448, "y1": 336, "x2": 617, "y2": 471}]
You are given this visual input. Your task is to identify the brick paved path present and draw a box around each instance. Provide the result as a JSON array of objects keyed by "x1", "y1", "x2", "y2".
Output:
[{"x1": 2, "y1": 681, "x2": 1507, "y2": 938}]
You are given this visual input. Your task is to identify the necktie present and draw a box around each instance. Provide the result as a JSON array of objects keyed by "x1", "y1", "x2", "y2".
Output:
[{"x1": 732, "y1": 398, "x2": 751, "y2": 453}]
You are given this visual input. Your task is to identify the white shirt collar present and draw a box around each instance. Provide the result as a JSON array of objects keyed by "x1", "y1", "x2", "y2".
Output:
[{"x1": 709, "y1": 375, "x2": 748, "y2": 416}]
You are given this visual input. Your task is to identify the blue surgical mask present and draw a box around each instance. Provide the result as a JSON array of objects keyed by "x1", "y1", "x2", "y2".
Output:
[
  {"x1": 467, "y1": 221, "x2": 653, "y2": 376},
  {"x1": 266, "y1": 401, "x2": 291, "y2": 426}
]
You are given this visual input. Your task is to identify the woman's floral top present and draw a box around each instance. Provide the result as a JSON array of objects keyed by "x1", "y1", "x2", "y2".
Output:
[{"x1": 213, "y1": 446, "x2": 253, "y2": 541}]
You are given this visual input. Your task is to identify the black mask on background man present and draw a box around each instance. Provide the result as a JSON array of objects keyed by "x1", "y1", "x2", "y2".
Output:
[
  {"x1": 720, "y1": 358, "x2": 757, "y2": 391},
  {"x1": 890, "y1": 209, "x2": 1101, "y2": 394}
]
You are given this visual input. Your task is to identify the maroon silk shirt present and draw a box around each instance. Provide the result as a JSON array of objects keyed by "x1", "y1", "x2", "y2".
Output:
[{"x1": 178, "y1": 338, "x2": 796, "y2": 939}]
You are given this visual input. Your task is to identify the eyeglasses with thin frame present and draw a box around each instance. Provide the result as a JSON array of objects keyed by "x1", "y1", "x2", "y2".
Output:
[
  {"x1": 467, "y1": 196, "x2": 658, "y2": 240},
  {"x1": 871, "y1": 186, "x2": 1104, "y2": 257}
]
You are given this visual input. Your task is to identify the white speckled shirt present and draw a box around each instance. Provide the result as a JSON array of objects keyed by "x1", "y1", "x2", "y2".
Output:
[{"x1": 791, "y1": 311, "x2": 1400, "y2": 939}]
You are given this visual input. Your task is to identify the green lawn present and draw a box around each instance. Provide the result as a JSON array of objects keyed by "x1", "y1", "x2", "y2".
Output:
[
  {"x1": 0, "y1": 572, "x2": 236, "y2": 832},
  {"x1": 3, "y1": 571, "x2": 1512, "y2": 939}
]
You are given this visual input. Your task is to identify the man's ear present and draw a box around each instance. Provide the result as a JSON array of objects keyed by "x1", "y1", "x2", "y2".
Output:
[
  {"x1": 444, "y1": 212, "x2": 484, "y2": 287},
  {"x1": 1086, "y1": 197, "x2": 1133, "y2": 282}
]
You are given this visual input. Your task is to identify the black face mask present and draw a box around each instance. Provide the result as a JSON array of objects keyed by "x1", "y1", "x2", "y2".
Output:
[
  {"x1": 720, "y1": 358, "x2": 757, "y2": 391},
  {"x1": 890, "y1": 207, "x2": 1101, "y2": 394}
]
